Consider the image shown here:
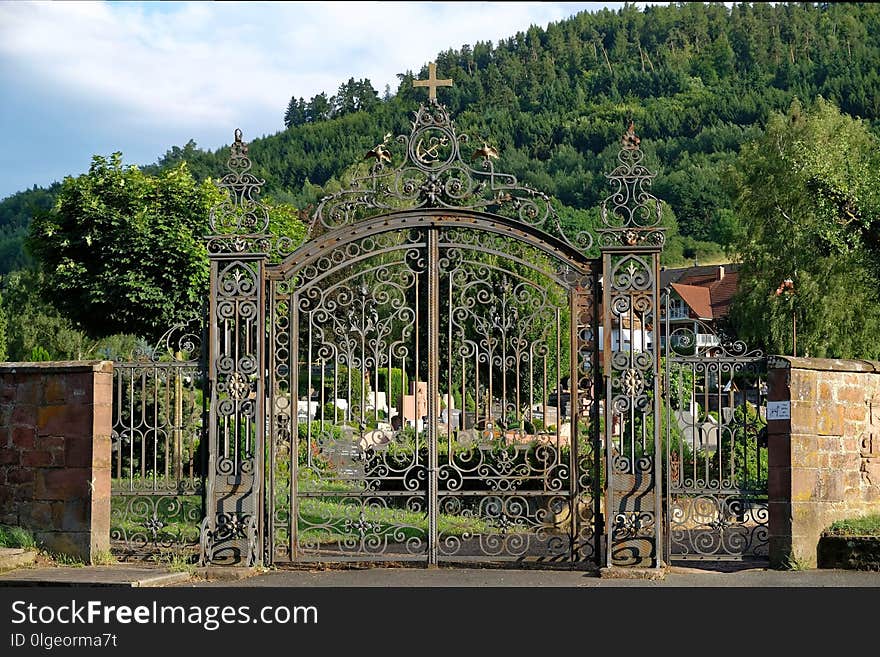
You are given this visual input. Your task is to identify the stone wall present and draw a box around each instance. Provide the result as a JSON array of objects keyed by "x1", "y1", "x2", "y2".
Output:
[
  {"x1": 767, "y1": 357, "x2": 880, "y2": 568},
  {"x1": 0, "y1": 361, "x2": 113, "y2": 562}
]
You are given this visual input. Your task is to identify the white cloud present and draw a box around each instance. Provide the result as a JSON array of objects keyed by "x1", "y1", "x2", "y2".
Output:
[
  {"x1": 0, "y1": 2, "x2": 612, "y2": 134},
  {"x1": 0, "y1": 1, "x2": 630, "y2": 198}
]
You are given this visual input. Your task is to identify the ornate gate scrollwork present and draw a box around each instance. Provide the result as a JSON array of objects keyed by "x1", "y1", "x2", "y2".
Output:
[
  {"x1": 662, "y1": 310, "x2": 768, "y2": 561},
  {"x1": 201, "y1": 64, "x2": 680, "y2": 570},
  {"x1": 259, "y1": 65, "x2": 603, "y2": 568},
  {"x1": 599, "y1": 123, "x2": 666, "y2": 569}
]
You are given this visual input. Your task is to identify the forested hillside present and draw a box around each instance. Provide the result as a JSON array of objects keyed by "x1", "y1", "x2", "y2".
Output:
[
  {"x1": 2, "y1": 3, "x2": 880, "y2": 360},
  {"x1": 4, "y1": 3, "x2": 879, "y2": 271}
]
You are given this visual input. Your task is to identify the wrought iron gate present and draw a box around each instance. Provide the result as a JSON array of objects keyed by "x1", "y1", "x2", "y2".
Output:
[
  {"x1": 110, "y1": 320, "x2": 207, "y2": 559},
  {"x1": 662, "y1": 294, "x2": 769, "y2": 560},
  {"x1": 198, "y1": 66, "x2": 675, "y2": 569},
  {"x1": 265, "y1": 219, "x2": 601, "y2": 565},
  {"x1": 261, "y1": 93, "x2": 604, "y2": 565}
]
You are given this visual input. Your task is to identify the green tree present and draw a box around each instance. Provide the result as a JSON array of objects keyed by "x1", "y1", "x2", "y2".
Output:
[
  {"x1": 27, "y1": 153, "x2": 221, "y2": 340},
  {"x1": 284, "y1": 96, "x2": 308, "y2": 128},
  {"x1": 728, "y1": 98, "x2": 880, "y2": 358},
  {"x1": 0, "y1": 269, "x2": 92, "y2": 361}
]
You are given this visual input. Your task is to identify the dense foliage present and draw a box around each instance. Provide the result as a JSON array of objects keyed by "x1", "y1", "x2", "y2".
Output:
[
  {"x1": 1, "y1": 3, "x2": 879, "y2": 357},
  {"x1": 27, "y1": 154, "x2": 220, "y2": 339},
  {"x1": 729, "y1": 98, "x2": 880, "y2": 358}
]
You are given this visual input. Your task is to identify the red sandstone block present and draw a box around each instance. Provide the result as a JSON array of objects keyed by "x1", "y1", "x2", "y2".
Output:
[
  {"x1": 49, "y1": 447, "x2": 65, "y2": 467},
  {"x1": 91, "y1": 440, "x2": 111, "y2": 470},
  {"x1": 0, "y1": 450, "x2": 19, "y2": 465},
  {"x1": 38, "y1": 436, "x2": 65, "y2": 450},
  {"x1": 791, "y1": 469, "x2": 817, "y2": 501},
  {"x1": 767, "y1": 368, "x2": 789, "y2": 401},
  {"x1": 768, "y1": 467, "x2": 791, "y2": 498},
  {"x1": 790, "y1": 402, "x2": 817, "y2": 433},
  {"x1": 29, "y1": 500, "x2": 61, "y2": 528},
  {"x1": 43, "y1": 377, "x2": 68, "y2": 404},
  {"x1": 92, "y1": 401, "x2": 112, "y2": 426},
  {"x1": 91, "y1": 474, "x2": 110, "y2": 500},
  {"x1": 844, "y1": 404, "x2": 867, "y2": 422},
  {"x1": 816, "y1": 403, "x2": 843, "y2": 436},
  {"x1": 35, "y1": 468, "x2": 89, "y2": 500},
  {"x1": 789, "y1": 373, "x2": 815, "y2": 402},
  {"x1": 66, "y1": 374, "x2": 94, "y2": 403},
  {"x1": 767, "y1": 436, "x2": 791, "y2": 468},
  {"x1": 11, "y1": 426, "x2": 35, "y2": 449},
  {"x1": 7, "y1": 467, "x2": 35, "y2": 484},
  {"x1": 60, "y1": 500, "x2": 89, "y2": 531},
  {"x1": 768, "y1": 501, "x2": 792, "y2": 532},
  {"x1": 64, "y1": 438, "x2": 93, "y2": 468},
  {"x1": 0, "y1": 383, "x2": 16, "y2": 402},
  {"x1": 11, "y1": 405, "x2": 36, "y2": 426},
  {"x1": 21, "y1": 450, "x2": 53, "y2": 467},
  {"x1": 14, "y1": 482, "x2": 34, "y2": 500},
  {"x1": 838, "y1": 386, "x2": 867, "y2": 404},
  {"x1": 37, "y1": 405, "x2": 92, "y2": 438}
]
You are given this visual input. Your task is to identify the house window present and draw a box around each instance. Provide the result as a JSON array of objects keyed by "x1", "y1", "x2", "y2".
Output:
[{"x1": 668, "y1": 297, "x2": 688, "y2": 320}]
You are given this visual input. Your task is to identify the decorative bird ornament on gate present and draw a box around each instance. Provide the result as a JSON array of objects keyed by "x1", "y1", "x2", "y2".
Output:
[
  {"x1": 365, "y1": 132, "x2": 393, "y2": 165},
  {"x1": 472, "y1": 141, "x2": 500, "y2": 161}
]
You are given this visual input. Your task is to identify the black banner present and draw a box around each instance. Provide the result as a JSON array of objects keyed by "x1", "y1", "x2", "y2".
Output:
[{"x1": 0, "y1": 586, "x2": 871, "y2": 653}]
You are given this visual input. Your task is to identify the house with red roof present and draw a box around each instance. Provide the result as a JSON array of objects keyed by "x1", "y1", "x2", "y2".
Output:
[{"x1": 660, "y1": 263, "x2": 740, "y2": 353}]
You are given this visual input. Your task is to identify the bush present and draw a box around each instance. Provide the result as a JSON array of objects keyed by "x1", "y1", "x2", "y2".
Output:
[
  {"x1": 826, "y1": 514, "x2": 880, "y2": 536},
  {"x1": 377, "y1": 367, "x2": 407, "y2": 410},
  {"x1": 0, "y1": 525, "x2": 37, "y2": 549}
]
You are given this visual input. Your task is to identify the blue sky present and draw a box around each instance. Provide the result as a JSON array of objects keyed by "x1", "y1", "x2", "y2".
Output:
[{"x1": 0, "y1": 1, "x2": 636, "y2": 201}]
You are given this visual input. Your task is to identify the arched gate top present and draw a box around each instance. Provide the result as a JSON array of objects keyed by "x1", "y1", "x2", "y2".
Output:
[
  {"x1": 206, "y1": 63, "x2": 666, "y2": 258},
  {"x1": 308, "y1": 101, "x2": 594, "y2": 256}
]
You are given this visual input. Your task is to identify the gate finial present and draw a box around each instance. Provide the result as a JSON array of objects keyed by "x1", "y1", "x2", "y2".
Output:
[{"x1": 413, "y1": 62, "x2": 453, "y2": 103}]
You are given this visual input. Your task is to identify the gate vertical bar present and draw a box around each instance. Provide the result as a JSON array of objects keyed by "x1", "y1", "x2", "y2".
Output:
[
  {"x1": 569, "y1": 287, "x2": 580, "y2": 561},
  {"x1": 592, "y1": 265, "x2": 603, "y2": 566},
  {"x1": 427, "y1": 226, "x2": 440, "y2": 566},
  {"x1": 266, "y1": 278, "x2": 276, "y2": 566},
  {"x1": 598, "y1": 122, "x2": 666, "y2": 569},
  {"x1": 200, "y1": 129, "x2": 272, "y2": 567}
]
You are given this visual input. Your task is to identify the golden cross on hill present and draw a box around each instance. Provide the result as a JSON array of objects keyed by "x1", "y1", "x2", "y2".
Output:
[{"x1": 413, "y1": 62, "x2": 452, "y2": 102}]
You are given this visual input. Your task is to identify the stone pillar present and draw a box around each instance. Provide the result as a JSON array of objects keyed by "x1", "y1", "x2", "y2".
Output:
[
  {"x1": 0, "y1": 361, "x2": 112, "y2": 562},
  {"x1": 767, "y1": 356, "x2": 880, "y2": 568},
  {"x1": 766, "y1": 359, "x2": 793, "y2": 568}
]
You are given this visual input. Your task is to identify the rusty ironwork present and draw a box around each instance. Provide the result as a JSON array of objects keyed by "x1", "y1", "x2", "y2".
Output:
[
  {"x1": 662, "y1": 298, "x2": 769, "y2": 561},
  {"x1": 598, "y1": 122, "x2": 665, "y2": 568},
  {"x1": 200, "y1": 129, "x2": 271, "y2": 567},
  {"x1": 263, "y1": 65, "x2": 603, "y2": 567},
  {"x1": 110, "y1": 319, "x2": 206, "y2": 560}
]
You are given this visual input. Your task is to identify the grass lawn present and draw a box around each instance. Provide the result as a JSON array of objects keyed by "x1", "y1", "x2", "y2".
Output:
[{"x1": 826, "y1": 514, "x2": 880, "y2": 536}]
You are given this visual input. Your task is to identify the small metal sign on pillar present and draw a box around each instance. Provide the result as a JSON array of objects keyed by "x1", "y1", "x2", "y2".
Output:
[{"x1": 598, "y1": 123, "x2": 666, "y2": 569}]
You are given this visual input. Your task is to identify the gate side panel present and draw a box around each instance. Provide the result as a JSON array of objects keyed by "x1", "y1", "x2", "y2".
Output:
[
  {"x1": 434, "y1": 230, "x2": 599, "y2": 566},
  {"x1": 110, "y1": 322, "x2": 206, "y2": 560},
  {"x1": 201, "y1": 256, "x2": 265, "y2": 566},
  {"x1": 602, "y1": 250, "x2": 663, "y2": 568},
  {"x1": 663, "y1": 299, "x2": 769, "y2": 561},
  {"x1": 282, "y1": 231, "x2": 430, "y2": 563}
]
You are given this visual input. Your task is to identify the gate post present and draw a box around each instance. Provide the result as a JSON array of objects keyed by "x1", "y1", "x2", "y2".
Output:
[
  {"x1": 200, "y1": 130, "x2": 271, "y2": 567},
  {"x1": 599, "y1": 123, "x2": 666, "y2": 569}
]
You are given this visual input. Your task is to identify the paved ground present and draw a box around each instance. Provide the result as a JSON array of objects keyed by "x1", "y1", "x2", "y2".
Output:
[
  {"x1": 0, "y1": 564, "x2": 190, "y2": 587},
  {"x1": 2, "y1": 560, "x2": 880, "y2": 587},
  {"x1": 178, "y1": 564, "x2": 880, "y2": 587}
]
